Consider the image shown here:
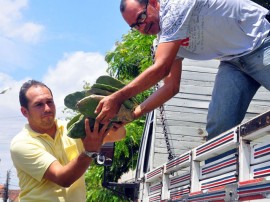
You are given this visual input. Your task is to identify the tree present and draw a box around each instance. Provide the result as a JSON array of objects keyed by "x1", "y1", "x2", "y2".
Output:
[
  {"x1": 68, "y1": 30, "x2": 156, "y2": 202},
  {"x1": 105, "y1": 30, "x2": 156, "y2": 81},
  {"x1": 84, "y1": 119, "x2": 144, "y2": 202}
]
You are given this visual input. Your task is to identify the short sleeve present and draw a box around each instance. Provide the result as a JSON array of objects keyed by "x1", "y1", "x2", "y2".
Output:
[
  {"x1": 10, "y1": 138, "x2": 57, "y2": 182},
  {"x1": 159, "y1": 0, "x2": 196, "y2": 43}
]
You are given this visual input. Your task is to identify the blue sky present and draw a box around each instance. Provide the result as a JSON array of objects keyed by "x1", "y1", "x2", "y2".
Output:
[
  {"x1": 0, "y1": 0, "x2": 130, "y2": 189},
  {"x1": 1, "y1": 0, "x2": 130, "y2": 80}
]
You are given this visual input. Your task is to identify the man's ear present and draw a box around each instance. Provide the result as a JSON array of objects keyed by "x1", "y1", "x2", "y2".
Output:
[
  {"x1": 21, "y1": 106, "x2": 28, "y2": 118},
  {"x1": 149, "y1": 0, "x2": 158, "y2": 8}
]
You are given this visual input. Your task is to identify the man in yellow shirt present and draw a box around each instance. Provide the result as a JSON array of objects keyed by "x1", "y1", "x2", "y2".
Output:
[{"x1": 10, "y1": 80, "x2": 120, "y2": 202}]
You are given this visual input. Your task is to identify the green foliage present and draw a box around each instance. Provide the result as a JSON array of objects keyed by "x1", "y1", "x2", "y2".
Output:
[
  {"x1": 105, "y1": 30, "x2": 157, "y2": 106},
  {"x1": 85, "y1": 165, "x2": 129, "y2": 202},
  {"x1": 105, "y1": 30, "x2": 156, "y2": 81},
  {"x1": 83, "y1": 30, "x2": 155, "y2": 201},
  {"x1": 105, "y1": 118, "x2": 144, "y2": 181},
  {"x1": 84, "y1": 117, "x2": 145, "y2": 202}
]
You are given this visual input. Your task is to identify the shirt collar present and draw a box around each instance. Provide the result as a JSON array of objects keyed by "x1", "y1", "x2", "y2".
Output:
[{"x1": 25, "y1": 119, "x2": 64, "y2": 138}]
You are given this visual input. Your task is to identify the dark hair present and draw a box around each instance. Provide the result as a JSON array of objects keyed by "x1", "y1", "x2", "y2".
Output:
[
  {"x1": 120, "y1": 0, "x2": 148, "y2": 13},
  {"x1": 19, "y1": 80, "x2": 53, "y2": 109}
]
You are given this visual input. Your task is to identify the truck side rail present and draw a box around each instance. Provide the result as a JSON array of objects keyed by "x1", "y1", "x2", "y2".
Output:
[{"x1": 140, "y1": 110, "x2": 270, "y2": 201}]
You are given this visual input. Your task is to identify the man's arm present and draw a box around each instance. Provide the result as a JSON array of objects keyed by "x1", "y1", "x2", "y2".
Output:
[
  {"x1": 43, "y1": 119, "x2": 108, "y2": 187},
  {"x1": 133, "y1": 58, "x2": 182, "y2": 119},
  {"x1": 95, "y1": 40, "x2": 182, "y2": 123}
]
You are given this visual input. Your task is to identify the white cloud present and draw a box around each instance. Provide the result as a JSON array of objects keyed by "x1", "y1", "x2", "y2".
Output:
[
  {"x1": 0, "y1": 73, "x2": 28, "y2": 187},
  {"x1": 0, "y1": 72, "x2": 28, "y2": 111},
  {"x1": 0, "y1": 0, "x2": 44, "y2": 43},
  {"x1": 43, "y1": 51, "x2": 109, "y2": 118},
  {"x1": 13, "y1": 22, "x2": 44, "y2": 43},
  {"x1": 0, "y1": 0, "x2": 44, "y2": 73}
]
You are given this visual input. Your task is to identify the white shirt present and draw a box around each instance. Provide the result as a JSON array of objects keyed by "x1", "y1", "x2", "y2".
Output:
[{"x1": 157, "y1": 0, "x2": 270, "y2": 60}]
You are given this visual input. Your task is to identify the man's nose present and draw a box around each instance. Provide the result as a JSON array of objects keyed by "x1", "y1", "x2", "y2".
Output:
[{"x1": 44, "y1": 104, "x2": 52, "y2": 111}]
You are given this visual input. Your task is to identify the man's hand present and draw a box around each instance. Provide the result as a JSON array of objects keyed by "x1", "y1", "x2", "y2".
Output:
[
  {"x1": 95, "y1": 94, "x2": 122, "y2": 124},
  {"x1": 82, "y1": 118, "x2": 109, "y2": 152},
  {"x1": 43, "y1": 118, "x2": 110, "y2": 187},
  {"x1": 103, "y1": 125, "x2": 126, "y2": 143}
]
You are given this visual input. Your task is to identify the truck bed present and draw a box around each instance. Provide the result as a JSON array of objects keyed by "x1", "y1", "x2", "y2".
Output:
[{"x1": 134, "y1": 59, "x2": 270, "y2": 202}]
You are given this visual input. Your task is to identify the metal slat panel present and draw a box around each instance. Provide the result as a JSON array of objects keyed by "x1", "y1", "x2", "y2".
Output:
[
  {"x1": 251, "y1": 142, "x2": 270, "y2": 165},
  {"x1": 200, "y1": 153, "x2": 237, "y2": 180},
  {"x1": 200, "y1": 171, "x2": 238, "y2": 190},
  {"x1": 165, "y1": 152, "x2": 191, "y2": 174}
]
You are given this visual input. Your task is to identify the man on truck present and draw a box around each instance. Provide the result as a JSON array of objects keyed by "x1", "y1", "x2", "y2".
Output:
[{"x1": 96, "y1": 0, "x2": 270, "y2": 140}]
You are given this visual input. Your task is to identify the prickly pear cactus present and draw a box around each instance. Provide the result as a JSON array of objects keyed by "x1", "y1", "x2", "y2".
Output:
[{"x1": 64, "y1": 75, "x2": 138, "y2": 139}]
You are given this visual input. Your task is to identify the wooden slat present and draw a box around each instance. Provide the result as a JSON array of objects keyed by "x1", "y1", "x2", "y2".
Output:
[
  {"x1": 182, "y1": 65, "x2": 218, "y2": 73},
  {"x1": 157, "y1": 111, "x2": 207, "y2": 123},
  {"x1": 179, "y1": 85, "x2": 214, "y2": 95},
  {"x1": 155, "y1": 125, "x2": 207, "y2": 138},
  {"x1": 162, "y1": 105, "x2": 208, "y2": 114},
  {"x1": 181, "y1": 80, "x2": 215, "y2": 87},
  {"x1": 155, "y1": 137, "x2": 203, "y2": 154},
  {"x1": 181, "y1": 71, "x2": 216, "y2": 82},
  {"x1": 165, "y1": 99, "x2": 210, "y2": 109}
]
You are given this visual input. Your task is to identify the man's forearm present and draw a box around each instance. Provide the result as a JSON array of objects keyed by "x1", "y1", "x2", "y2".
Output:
[
  {"x1": 133, "y1": 58, "x2": 182, "y2": 119},
  {"x1": 113, "y1": 41, "x2": 181, "y2": 102},
  {"x1": 114, "y1": 62, "x2": 170, "y2": 102},
  {"x1": 133, "y1": 82, "x2": 179, "y2": 119},
  {"x1": 44, "y1": 152, "x2": 92, "y2": 187}
]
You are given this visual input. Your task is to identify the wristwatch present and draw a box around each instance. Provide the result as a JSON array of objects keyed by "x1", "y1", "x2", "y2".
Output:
[{"x1": 84, "y1": 151, "x2": 99, "y2": 159}]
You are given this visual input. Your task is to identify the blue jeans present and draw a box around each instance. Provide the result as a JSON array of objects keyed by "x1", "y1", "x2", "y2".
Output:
[{"x1": 206, "y1": 33, "x2": 270, "y2": 140}]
